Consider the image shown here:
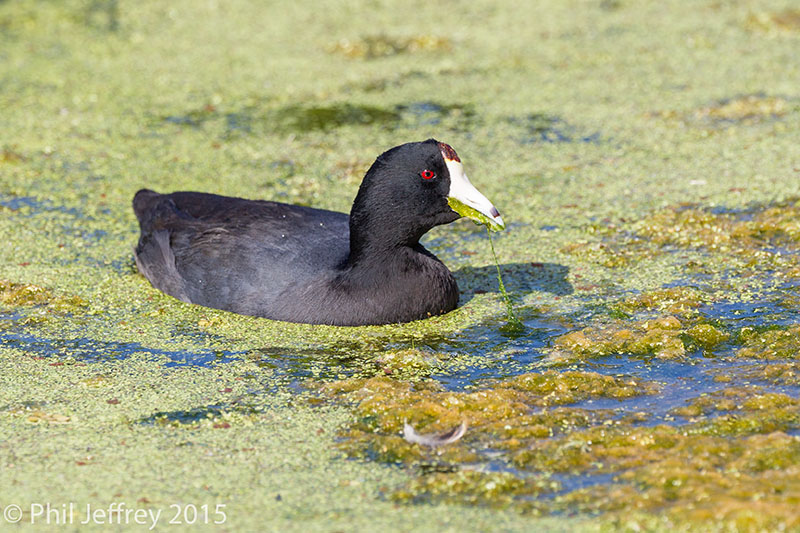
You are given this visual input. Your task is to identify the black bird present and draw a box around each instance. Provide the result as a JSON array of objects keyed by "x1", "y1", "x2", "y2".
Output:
[{"x1": 132, "y1": 139, "x2": 504, "y2": 326}]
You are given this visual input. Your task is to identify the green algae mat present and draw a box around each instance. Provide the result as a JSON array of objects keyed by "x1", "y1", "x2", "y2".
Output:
[{"x1": 2, "y1": 1, "x2": 800, "y2": 531}]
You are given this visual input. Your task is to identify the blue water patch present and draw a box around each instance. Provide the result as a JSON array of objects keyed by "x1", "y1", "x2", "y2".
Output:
[
  {"x1": 0, "y1": 194, "x2": 86, "y2": 218},
  {"x1": 0, "y1": 195, "x2": 40, "y2": 210},
  {"x1": 576, "y1": 355, "x2": 800, "y2": 424},
  {"x1": 506, "y1": 114, "x2": 602, "y2": 145},
  {"x1": 0, "y1": 329, "x2": 242, "y2": 367}
]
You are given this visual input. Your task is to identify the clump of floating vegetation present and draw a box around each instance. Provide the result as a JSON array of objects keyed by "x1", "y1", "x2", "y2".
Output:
[
  {"x1": 725, "y1": 362, "x2": 800, "y2": 386},
  {"x1": 693, "y1": 94, "x2": 792, "y2": 124},
  {"x1": 636, "y1": 201, "x2": 800, "y2": 250},
  {"x1": 137, "y1": 406, "x2": 258, "y2": 430},
  {"x1": 563, "y1": 199, "x2": 800, "y2": 273},
  {"x1": 0, "y1": 279, "x2": 55, "y2": 306},
  {"x1": 745, "y1": 9, "x2": 800, "y2": 34},
  {"x1": 312, "y1": 371, "x2": 800, "y2": 529},
  {"x1": 313, "y1": 371, "x2": 656, "y2": 463},
  {"x1": 611, "y1": 286, "x2": 710, "y2": 317},
  {"x1": 650, "y1": 93, "x2": 796, "y2": 128},
  {"x1": 328, "y1": 34, "x2": 451, "y2": 59},
  {"x1": 392, "y1": 470, "x2": 559, "y2": 508},
  {"x1": 737, "y1": 325, "x2": 800, "y2": 360},
  {"x1": 0, "y1": 279, "x2": 87, "y2": 319},
  {"x1": 545, "y1": 315, "x2": 728, "y2": 364}
]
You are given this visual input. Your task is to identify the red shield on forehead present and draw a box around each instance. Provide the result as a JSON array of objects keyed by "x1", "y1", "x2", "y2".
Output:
[{"x1": 438, "y1": 142, "x2": 461, "y2": 162}]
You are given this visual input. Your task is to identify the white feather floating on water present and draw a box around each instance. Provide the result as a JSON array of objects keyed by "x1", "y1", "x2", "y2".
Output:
[{"x1": 403, "y1": 420, "x2": 468, "y2": 447}]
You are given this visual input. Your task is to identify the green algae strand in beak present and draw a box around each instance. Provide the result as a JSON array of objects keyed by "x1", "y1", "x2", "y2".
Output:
[{"x1": 448, "y1": 197, "x2": 506, "y2": 231}]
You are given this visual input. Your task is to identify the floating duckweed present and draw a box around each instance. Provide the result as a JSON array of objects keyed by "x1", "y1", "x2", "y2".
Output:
[
  {"x1": 375, "y1": 348, "x2": 442, "y2": 380},
  {"x1": 560, "y1": 239, "x2": 640, "y2": 268},
  {"x1": 332, "y1": 157, "x2": 372, "y2": 186},
  {"x1": 613, "y1": 287, "x2": 709, "y2": 316}
]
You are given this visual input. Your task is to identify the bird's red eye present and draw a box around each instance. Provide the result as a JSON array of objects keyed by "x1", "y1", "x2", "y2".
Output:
[{"x1": 420, "y1": 169, "x2": 435, "y2": 180}]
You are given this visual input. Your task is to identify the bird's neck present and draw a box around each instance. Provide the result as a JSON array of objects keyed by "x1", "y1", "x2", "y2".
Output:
[{"x1": 347, "y1": 202, "x2": 425, "y2": 264}]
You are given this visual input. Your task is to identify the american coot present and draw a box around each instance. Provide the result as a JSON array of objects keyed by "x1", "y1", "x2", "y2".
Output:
[{"x1": 133, "y1": 139, "x2": 504, "y2": 326}]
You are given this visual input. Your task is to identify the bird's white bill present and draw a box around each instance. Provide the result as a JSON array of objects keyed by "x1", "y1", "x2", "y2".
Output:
[{"x1": 445, "y1": 157, "x2": 505, "y2": 231}]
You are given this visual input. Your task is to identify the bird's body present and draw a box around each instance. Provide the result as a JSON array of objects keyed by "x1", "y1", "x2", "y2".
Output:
[{"x1": 133, "y1": 140, "x2": 503, "y2": 326}]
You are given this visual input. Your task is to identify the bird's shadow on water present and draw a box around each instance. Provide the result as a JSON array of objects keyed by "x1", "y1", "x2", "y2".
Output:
[
  {"x1": 248, "y1": 263, "x2": 573, "y2": 387},
  {"x1": 454, "y1": 262, "x2": 573, "y2": 305}
]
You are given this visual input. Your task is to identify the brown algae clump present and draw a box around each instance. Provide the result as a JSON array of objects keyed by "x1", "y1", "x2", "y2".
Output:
[
  {"x1": 686, "y1": 323, "x2": 730, "y2": 349},
  {"x1": 636, "y1": 201, "x2": 800, "y2": 251},
  {"x1": 0, "y1": 279, "x2": 87, "y2": 316},
  {"x1": 732, "y1": 362, "x2": 800, "y2": 386},
  {"x1": 693, "y1": 94, "x2": 792, "y2": 124},
  {"x1": 313, "y1": 370, "x2": 657, "y2": 464},
  {"x1": 350, "y1": 379, "x2": 800, "y2": 527},
  {"x1": 328, "y1": 34, "x2": 451, "y2": 59},
  {"x1": 564, "y1": 199, "x2": 800, "y2": 273},
  {"x1": 392, "y1": 470, "x2": 559, "y2": 508},
  {"x1": 737, "y1": 325, "x2": 800, "y2": 360},
  {"x1": 545, "y1": 315, "x2": 727, "y2": 363},
  {"x1": 555, "y1": 431, "x2": 800, "y2": 531},
  {"x1": 0, "y1": 279, "x2": 54, "y2": 306},
  {"x1": 668, "y1": 386, "x2": 791, "y2": 418},
  {"x1": 507, "y1": 391, "x2": 800, "y2": 528},
  {"x1": 746, "y1": 9, "x2": 800, "y2": 34},
  {"x1": 495, "y1": 371, "x2": 658, "y2": 404}
]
